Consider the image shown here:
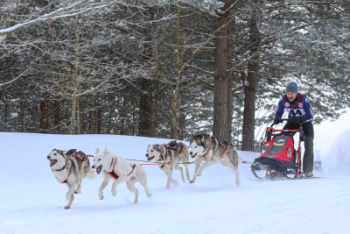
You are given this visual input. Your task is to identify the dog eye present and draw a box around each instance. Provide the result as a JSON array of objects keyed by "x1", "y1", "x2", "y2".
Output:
[
  {"x1": 151, "y1": 150, "x2": 153, "y2": 152},
  {"x1": 98, "y1": 159, "x2": 101, "y2": 161},
  {"x1": 54, "y1": 153, "x2": 56, "y2": 155},
  {"x1": 195, "y1": 146, "x2": 197, "y2": 148}
]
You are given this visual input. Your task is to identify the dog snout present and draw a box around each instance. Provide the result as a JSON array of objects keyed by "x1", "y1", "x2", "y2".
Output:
[
  {"x1": 92, "y1": 165, "x2": 95, "y2": 169},
  {"x1": 189, "y1": 152, "x2": 193, "y2": 155},
  {"x1": 146, "y1": 154, "x2": 148, "y2": 157},
  {"x1": 47, "y1": 156, "x2": 50, "y2": 159}
]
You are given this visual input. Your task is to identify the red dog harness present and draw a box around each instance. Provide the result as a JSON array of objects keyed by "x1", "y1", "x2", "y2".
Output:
[
  {"x1": 105, "y1": 157, "x2": 137, "y2": 180},
  {"x1": 54, "y1": 165, "x2": 70, "y2": 184}
]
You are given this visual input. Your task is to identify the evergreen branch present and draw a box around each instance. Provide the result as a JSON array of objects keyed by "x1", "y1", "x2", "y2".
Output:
[
  {"x1": 121, "y1": 78, "x2": 144, "y2": 95},
  {"x1": 227, "y1": 20, "x2": 323, "y2": 74}
]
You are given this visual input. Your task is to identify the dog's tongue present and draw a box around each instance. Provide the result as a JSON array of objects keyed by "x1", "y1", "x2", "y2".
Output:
[
  {"x1": 50, "y1": 160, "x2": 57, "y2": 166},
  {"x1": 96, "y1": 165, "x2": 102, "y2": 174}
]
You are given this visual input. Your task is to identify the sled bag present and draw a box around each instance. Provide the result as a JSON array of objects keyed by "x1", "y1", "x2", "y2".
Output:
[{"x1": 260, "y1": 133, "x2": 296, "y2": 169}]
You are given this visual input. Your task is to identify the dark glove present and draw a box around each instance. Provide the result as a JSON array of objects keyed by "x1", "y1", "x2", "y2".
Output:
[
  {"x1": 288, "y1": 116, "x2": 306, "y2": 124},
  {"x1": 273, "y1": 116, "x2": 282, "y2": 125}
]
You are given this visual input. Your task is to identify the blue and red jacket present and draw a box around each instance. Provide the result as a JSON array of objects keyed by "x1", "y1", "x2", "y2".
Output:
[{"x1": 275, "y1": 94, "x2": 313, "y2": 123}]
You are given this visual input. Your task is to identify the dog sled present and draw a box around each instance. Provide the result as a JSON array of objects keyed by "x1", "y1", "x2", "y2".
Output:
[{"x1": 251, "y1": 119, "x2": 319, "y2": 179}]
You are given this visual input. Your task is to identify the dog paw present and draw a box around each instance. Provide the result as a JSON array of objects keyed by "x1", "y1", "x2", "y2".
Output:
[
  {"x1": 64, "y1": 205, "x2": 71, "y2": 209},
  {"x1": 99, "y1": 194, "x2": 104, "y2": 200},
  {"x1": 74, "y1": 190, "x2": 81, "y2": 194},
  {"x1": 197, "y1": 174, "x2": 201, "y2": 176},
  {"x1": 147, "y1": 193, "x2": 152, "y2": 198},
  {"x1": 189, "y1": 180, "x2": 195, "y2": 183},
  {"x1": 112, "y1": 190, "x2": 117, "y2": 197}
]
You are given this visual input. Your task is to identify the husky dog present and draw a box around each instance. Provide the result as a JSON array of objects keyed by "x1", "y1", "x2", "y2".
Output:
[
  {"x1": 47, "y1": 149, "x2": 96, "y2": 209},
  {"x1": 188, "y1": 134, "x2": 240, "y2": 186},
  {"x1": 92, "y1": 147, "x2": 152, "y2": 204},
  {"x1": 146, "y1": 141, "x2": 191, "y2": 189}
]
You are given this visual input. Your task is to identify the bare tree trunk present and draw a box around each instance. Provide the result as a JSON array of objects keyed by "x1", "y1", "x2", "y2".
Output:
[
  {"x1": 71, "y1": 96, "x2": 76, "y2": 134},
  {"x1": 4, "y1": 95, "x2": 8, "y2": 125},
  {"x1": 138, "y1": 79, "x2": 154, "y2": 137},
  {"x1": 241, "y1": 5, "x2": 260, "y2": 151},
  {"x1": 97, "y1": 108, "x2": 101, "y2": 134},
  {"x1": 39, "y1": 97, "x2": 48, "y2": 133},
  {"x1": 91, "y1": 93, "x2": 97, "y2": 134},
  {"x1": 77, "y1": 97, "x2": 83, "y2": 134},
  {"x1": 132, "y1": 99, "x2": 136, "y2": 136},
  {"x1": 54, "y1": 101, "x2": 60, "y2": 132},
  {"x1": 213, "y1": 0, "x2": 233, "y2": 142},
  {"x1": 172, "y1": 2, "x2": 182, "y2": 140},
  {"x1": 178, "y1": 92, "x2": 186, "y2": 140}
]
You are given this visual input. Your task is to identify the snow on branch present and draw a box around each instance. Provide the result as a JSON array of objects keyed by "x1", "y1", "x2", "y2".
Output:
[
  {"x1": 0, "y1": 0, "x2": 129, "y2": 34},
  {"x1": 0, "y1": 67, "x2": 31, "y2": 87}
]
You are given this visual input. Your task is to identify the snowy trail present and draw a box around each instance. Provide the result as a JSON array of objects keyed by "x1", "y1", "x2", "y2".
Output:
[{"x1": 1, "y1": 133, "x2": 350, "y2": 234}]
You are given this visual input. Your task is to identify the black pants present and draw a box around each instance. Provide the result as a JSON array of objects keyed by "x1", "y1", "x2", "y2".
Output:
[{"x1": 284, "y1": 122, "x2": 314, "y2": 173}]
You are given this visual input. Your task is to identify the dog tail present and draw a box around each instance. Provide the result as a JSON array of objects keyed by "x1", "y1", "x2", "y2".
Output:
[{"x1": 86, "y1": 167, "x2": 97, "y2": 180}]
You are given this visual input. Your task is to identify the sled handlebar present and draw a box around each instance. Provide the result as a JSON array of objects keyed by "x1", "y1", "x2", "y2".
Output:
[
  {"x1": 271, "y1": 118, "x2": 306, "y2": 127},
  {"x1": 262, "y1": 120, "x2": 305, "y2": 145}
]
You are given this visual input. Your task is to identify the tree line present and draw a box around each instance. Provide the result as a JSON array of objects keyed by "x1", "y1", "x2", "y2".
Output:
[{"x1": 1, "y1": 0, "x2": 349, "y2": 151}]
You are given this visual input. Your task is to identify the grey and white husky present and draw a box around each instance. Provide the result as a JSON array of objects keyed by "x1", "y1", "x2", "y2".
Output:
[
  {"x1": 92, "y1": 147, "x2": 152, "y2": 204},
  {"x1": 47, "y1": 149, "x2": 96, "y2": 209},
  {"x1": 188, "y1": 134, "x2": 240, "y2": 186},
  {"x1": 146, "y1": 141, "x2": 191, "y2": 189}
]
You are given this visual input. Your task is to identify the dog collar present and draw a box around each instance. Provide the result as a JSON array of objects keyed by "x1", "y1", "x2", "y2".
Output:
[
  {"x1": 55, "y1": 163, "x2": 67, "y2": 172},
  {"x1": 158, "y1": 155, "x2": 165, "y2": 162}
]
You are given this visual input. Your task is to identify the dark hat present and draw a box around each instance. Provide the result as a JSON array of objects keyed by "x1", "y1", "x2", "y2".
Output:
[{"x1": 286, "y1": 82, "x2": 298, "y2": 94}]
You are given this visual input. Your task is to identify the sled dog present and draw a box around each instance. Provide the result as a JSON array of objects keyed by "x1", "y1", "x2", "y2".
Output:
[
  {"x1": 188, "y1": 134, "x2": 240, "y2": 186},
  {"x1": 47, "y1": 149, "x2": 96, "y2": 209},
  {"x1": 146, "y1": 141, "x2": 191, "y2": 189},
  {"x1": 92, "y1": 147, "x2": 152, "y2": 203}
]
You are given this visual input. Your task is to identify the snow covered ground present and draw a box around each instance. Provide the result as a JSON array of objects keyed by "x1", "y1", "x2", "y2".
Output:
[{"x1": 1, "y1": 132, "x2": 350, "y2": 234}]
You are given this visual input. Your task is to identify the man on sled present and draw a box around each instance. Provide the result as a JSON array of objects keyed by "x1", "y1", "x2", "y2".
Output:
[{"x1": 273, "y1": 81, "x2": 314, "y2": 177}]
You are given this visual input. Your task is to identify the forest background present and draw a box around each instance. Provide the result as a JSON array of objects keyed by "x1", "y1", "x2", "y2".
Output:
[{"x1": 1, "y1": 0, "x2": 349, "y2": 152}]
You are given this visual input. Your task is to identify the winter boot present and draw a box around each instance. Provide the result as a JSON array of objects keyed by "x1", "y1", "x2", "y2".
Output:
[{"x1": 305, "y1": 172, "x2": 313, "y2": 177}]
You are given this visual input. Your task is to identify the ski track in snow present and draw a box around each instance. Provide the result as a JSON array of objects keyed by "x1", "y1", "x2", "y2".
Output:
[{"x1": 0, "y1": 132, "x2": 349, "y2": 234}]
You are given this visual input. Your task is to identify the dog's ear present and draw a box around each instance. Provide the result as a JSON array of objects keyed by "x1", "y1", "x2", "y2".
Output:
[
  {"x1": 153, "y1": 144, "x2": 158, "y2": 151},
  {"x1": 56, "y1": 150, "x2": 64, "y2": 157},
  {"x1": 103, "y1": 147, "x2": 108, "y2": 155},
  {"x1": 95, "y1": 148, "x2": 100, "y2": 154}
]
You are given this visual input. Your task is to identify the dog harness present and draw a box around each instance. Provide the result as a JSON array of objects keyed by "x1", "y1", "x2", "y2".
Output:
[
  {"x1": 158, "y1": 144, "x2": 185, "y2": 169},
  {"x1": 61, "y1": 170, "x2": 70, "y2": 183},
  {"x1": 203, "y1": 138, "x2": 212, "y2": 159},
  {"x1": 219, "y1": 142, "x2": 230, "y2": 157},
  {"x1": 54, "y1": 154, "x2": 86, "y2": 184},
  {"x1": 71, "y1": 154, "x2": 88, "y2": 161},
  {"x1": 105, "y1": 157, "x2": 137, "y2": 180},
  {"x1": 202, "y1": 140, "x2": 229, "y2": 160},
  {"x1": 54, "y1": 164, "x2": 71, "y2": 184}
]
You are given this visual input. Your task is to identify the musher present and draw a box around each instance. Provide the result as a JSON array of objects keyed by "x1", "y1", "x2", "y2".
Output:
[{"x1": 273, "y1": 81, "x2": 314, "y2": 177}]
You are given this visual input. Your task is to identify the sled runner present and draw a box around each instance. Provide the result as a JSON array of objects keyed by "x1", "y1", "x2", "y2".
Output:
[{"x1": 251, "y1": 119, "x2": 317, "y2": 179}]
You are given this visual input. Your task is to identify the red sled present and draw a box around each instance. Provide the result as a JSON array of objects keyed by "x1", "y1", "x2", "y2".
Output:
[{"x1": 251, "y1": 119, "x2": 304, "y2": 179}]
